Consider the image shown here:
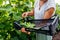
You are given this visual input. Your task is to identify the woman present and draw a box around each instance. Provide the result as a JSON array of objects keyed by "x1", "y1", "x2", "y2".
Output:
[{"x1": 21, "y1": 0, "x2": 56, "y2": 40}]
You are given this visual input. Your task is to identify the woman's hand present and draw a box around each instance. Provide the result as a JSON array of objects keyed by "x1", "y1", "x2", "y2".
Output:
[
  {"x1": 21, "y1": 27, "x2": 31, "y2": 35},
  {"x1": 22, "y1": 12, "x2": 29, "y2": 18},
  {"x1": 22, "y1": 10, "x2": 34, "y2": 18}
]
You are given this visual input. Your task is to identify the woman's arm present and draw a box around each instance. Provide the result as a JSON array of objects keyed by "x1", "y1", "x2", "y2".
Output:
[
  {"x1": 28, "y1": 9, "x2": 34, "y2": 16},
  {"x1": 43, "y1": 7, "x2": 55, "y2": 19}
]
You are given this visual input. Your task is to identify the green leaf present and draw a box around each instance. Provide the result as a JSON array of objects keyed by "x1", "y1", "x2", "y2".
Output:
[
  {"x1": 10, "y1": 37, "x2": 19, "y2": 40},
  {"x1": 0, "y1": 38, "x2": 4, "y2": 40},
  {"x1": 0, "y1": 0, "x2": 3, "y2": 5},
  {"x1": 0, "y1": 24, "x2": 5, "y2": 29}
]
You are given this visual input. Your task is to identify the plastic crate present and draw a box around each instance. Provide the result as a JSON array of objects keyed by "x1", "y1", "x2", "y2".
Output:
[{"x1": 14, "y1": 14, "x2": 59, "y2": 36}]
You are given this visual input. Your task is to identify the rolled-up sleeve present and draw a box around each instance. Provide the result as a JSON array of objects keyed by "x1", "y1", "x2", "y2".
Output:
[{"x1": 46, "y1": 0, "x2": 56, "y2": 11}]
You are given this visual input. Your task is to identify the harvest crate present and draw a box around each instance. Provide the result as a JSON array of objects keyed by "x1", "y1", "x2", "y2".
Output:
[{"x1": 14, "y1": 14, "x2": 59, "y2": 40}]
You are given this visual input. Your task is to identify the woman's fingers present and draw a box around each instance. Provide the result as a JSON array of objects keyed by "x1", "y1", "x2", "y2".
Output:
[
  {"x1": 21, "y1": 27, "x2": 26, "y2": 32},
  {"x1": 22, "y1": 12, "x2": 28, "y2": 18},
  {"x1": 21, "y1": 27, "x2": 31, "y2": 35},
  {"x1": 22, "y1": 13, "x2": 26, "y2": 18},
  {"x1": 27, "y1": 32, "x2": 31, "y2": 35}
]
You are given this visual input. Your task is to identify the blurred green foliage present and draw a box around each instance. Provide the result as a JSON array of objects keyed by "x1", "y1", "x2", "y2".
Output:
[
  {"x1": 0, "y1": 0, "x2": 60, "y2": 40},
  {"x1": 56, "y1": 3, "x2": 60, "y2": 30},
  {"x1": 0, "y1": 0, "x2": 35, "y2": 40}
]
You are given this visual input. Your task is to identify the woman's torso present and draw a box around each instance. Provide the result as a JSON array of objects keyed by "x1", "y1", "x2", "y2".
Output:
[{"x1": 34, "y1": 0, "x2": 56, "y2": 19}]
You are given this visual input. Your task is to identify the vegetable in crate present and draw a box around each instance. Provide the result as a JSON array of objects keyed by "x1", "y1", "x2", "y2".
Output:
[{"x1": 20, "y1": 22, "x2": 35, "y2": 28}]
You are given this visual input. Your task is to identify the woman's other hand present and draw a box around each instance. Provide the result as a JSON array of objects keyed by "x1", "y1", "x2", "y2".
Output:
[{"x1": 20, "y1": 27, "x2": 31, "y2": 35}]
